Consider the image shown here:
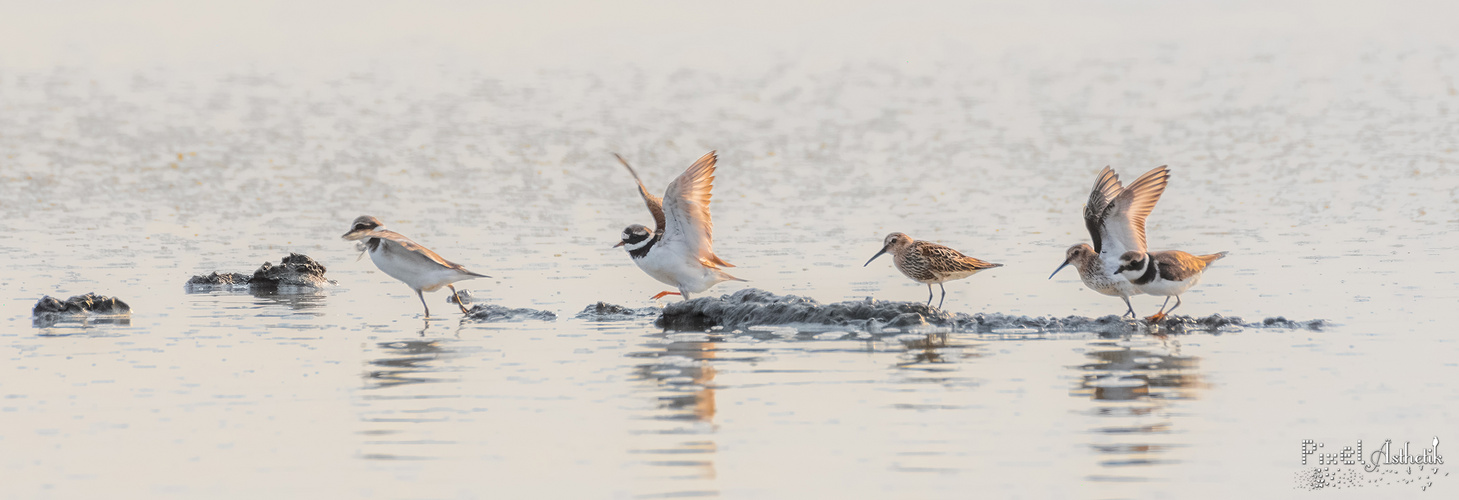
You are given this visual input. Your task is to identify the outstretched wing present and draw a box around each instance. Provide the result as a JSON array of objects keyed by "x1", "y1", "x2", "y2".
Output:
[
  {"x1": 614, "y1": 153, "x2": 666, "y2": 235},
  {"x1": 659, "y1": 151, "x2": 734, "y2": 268},
  {"x1": 1082, "y1": 166, "x2": 1123, "y2": 254},
  {"x1": 1098, "y1": 165, "x2": 1169, "y2": 263},
  {"x1": 367, "y1": 230, "x2": 482, "y2": 275}
]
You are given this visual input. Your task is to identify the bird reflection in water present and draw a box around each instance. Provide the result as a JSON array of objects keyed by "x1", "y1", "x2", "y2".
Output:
[
  {"x1": 357, "y1": 333, "x2": 468, "y2": 462},
  {"x1": 629, "y1": 333, "x2": 728, "y2": 492},
  {"x1": 1072, "y1": 336, "x2": 1204, "y2": 483},
  {"x1": 893, "y1": 331, "x2": 986, "y2": 377},
  {"x1": 366, "y1": 336, "x2": 462, "y2": 389}
]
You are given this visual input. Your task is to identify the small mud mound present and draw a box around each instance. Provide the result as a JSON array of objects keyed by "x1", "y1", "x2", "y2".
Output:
[
  {"x1": 33, "y1": 293, "x2": 132, "y2": 316},
  {"x1": 657, "y1": 289, "x2": 953, "y2": 331},
  {"x1": 465, "y1": 304, "x2": 557, "y2": 322},
  {"x1": 575, "y1": 302, "x2": 660, "y2": 321},
  {"x1": 446, "y1": 290, "x2": 479, "y2": 305},
  {"x1": 187, "y1": 253, "x2": 333, "y2": 290},
  {"x1": 34, "y1": 293, "x2": 133, "y2": 327}
]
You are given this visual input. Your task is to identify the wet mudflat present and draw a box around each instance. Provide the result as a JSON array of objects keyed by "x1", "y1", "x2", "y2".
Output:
[{"x1": 3, "y1": 1, "x2": 1459, "y2": 498}]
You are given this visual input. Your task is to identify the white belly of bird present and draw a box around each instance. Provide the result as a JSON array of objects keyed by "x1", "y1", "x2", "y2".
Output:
[
  {"x1": 1138, "y1": 274, "x2": 1200, "y2": 297},
  {"x1": 369, "y1": 246, "x2": 464, "y2": 292},
  {"x1": 633, "y1": 243, "x2": 724, "y2": 295}
]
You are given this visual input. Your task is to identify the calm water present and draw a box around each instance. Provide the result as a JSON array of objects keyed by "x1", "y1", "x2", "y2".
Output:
[{"x1": 3, "y1": 2, "x2": 1459, "y2": 498}]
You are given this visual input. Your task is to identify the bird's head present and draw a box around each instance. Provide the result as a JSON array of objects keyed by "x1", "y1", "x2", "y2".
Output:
[
  {"x1": 614, "y1": 224, "x2": 654, "y2": 251},
  {"x1": 342, "y1": 215, "x2": 384, "y2": 241}
]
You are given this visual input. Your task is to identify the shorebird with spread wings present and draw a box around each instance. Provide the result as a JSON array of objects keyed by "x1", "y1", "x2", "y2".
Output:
[
  {"x1": 612, "y1": 151, "x2": 745, "y2": 300},
  {"x1": 1050, "y1": 166, "x2": 1169, "y2": 318}
]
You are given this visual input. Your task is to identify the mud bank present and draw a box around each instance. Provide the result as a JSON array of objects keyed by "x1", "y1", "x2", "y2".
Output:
[
  {"x1": 656, "y1": 289, "x2": 952, "y2": 332},
  {"x1": 654, "y1": 289, "x2": 1324, "y2": 334},
  {"x1": 186, "y1": 253, "x2": 333, "y2": 290}
]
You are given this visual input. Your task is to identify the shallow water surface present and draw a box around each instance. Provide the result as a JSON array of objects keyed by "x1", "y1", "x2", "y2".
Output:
[{"x1": 4, "y1": 1, "x2": 1459, "y2": 498}]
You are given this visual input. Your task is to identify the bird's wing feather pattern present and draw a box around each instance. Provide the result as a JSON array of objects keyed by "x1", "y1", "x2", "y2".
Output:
[
  {"x1": 1098, "y1": 165, "x2": 1169, "y2": 263},
  {"x1": 917, "y1": 242, "x2": 1001, "y2": 274},
  {"x1": 367, "y1": 230, "x2": 479, "y2": 274},
  {"x1": 1083, "y1": 166, "x2": 1124, "y2": 254},
  {"x1": 660, "y1": 151, "x2": 734, "y2": 268},
  {"x1": 615, "y1": 153, "x2": 666, "y2": 235}
]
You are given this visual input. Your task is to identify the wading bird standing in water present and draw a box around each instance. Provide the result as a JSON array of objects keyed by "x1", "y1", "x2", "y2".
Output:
[
  {"x1": 342, "y1": 215, "x2": 488, "y2": 317},
  {"x1": 1050, "y1": 166, "x2": 1169, "y2": 318},
  {"x1": 865, "y1": 232, "x2": 1002, "y2": 309},
  {"x1": 613, "y1": 151, "x2": 745, "y2": 300}
]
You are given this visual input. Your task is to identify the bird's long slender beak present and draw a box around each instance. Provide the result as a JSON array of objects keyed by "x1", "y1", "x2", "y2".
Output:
[
  {"x1": 864, "y1": 246, "x2": 890, "y2": 267},
  {"x1": 612, "y1": 241, "x2": 626, "y2": 248},
  {"x1": 1049, "y1": 258, "x2": 1073, "y2": 279}
]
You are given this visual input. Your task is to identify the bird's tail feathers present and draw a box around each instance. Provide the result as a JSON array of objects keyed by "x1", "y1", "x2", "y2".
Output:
[{"x1": 1200, "y1": 251, "x2": 1229, "y2": 264}]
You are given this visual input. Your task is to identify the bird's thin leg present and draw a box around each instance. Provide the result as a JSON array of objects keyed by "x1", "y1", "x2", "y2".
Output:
[
  {"x1": 926, "y1": 284, "x2": 934, "y2": 307},
  {"x1": 1122, "y1": 296, "x2": 1136, "y2": 318},
  {"x1": 937, "y1": 283, "x2": 947, "y2": 310},
  {"x1": 1157, "y1": 296, "x2": 1172, "y2": 315},
  {"x1": 1165, "y1": 296, "x2": 1182, "y2": 316},
  {"x1": 650, "y1": 291, "x2": 682, "y2": 300},
  {"x1": 449, "y1": 285, "x2": 470, "y2": 315},
  {"x1": 1146, "y1": 296, "x2": 1179, "y2": 323},
  {"x1": 417, "y1": 289, "x2": 431, "y2": 318},
  {"x1": 679, "y1": 287, "x2": 691, "y2": 301}
]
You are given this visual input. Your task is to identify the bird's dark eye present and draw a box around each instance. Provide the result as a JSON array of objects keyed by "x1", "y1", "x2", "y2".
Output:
[{"x1": 354, "y1": 224, "x2": 368, "y2": 231}]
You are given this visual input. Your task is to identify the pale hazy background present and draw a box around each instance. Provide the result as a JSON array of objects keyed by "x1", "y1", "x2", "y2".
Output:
[{"x1": 2, "y1": 1, "x2": 1457, "y2": 499}]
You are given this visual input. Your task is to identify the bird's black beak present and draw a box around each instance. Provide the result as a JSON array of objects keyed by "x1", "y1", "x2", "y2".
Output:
[
  {"x1": 1049, "y1": 258, "x2": 1073, "y2": 279},
  {"x1": 864, "y1": 246, "x2": 890, "y2": 267}
]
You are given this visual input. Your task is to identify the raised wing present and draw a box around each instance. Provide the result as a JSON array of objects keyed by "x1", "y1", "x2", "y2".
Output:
[
  {"x1": 367, "y1": 230, "x2": 478, "y2": 274},
  {"x1": 1082, "y1": 166, "x2": 1124, "y2": 254},
  {"x1": 659, "y1": 151, "x2": 733, "y2": 268},
  {"x1": 614, "y1": 153, "x2": 666, "y2": 235},
  {"x1": 1098, "y1": 165, "x2": 1169, "y2": 262}
]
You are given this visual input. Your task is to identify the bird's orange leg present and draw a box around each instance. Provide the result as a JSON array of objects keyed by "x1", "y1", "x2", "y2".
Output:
[
  {"x1": 1144, "y1": 297, "x2": 1172, "y2": 323},
  {"x1": 650, "y1": 291, "x2": 682, "y2": 300}
]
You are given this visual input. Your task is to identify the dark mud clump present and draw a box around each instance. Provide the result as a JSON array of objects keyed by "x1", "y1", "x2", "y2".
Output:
[
  {"x1": 187, "y1": 253, "x2": 333, "y2": 290},
  {"x1": 33, "y1": 293, "x2": 132, "y2": 316},
  {"x1": 575, "y1": 302, "x2": 660, "y2": 321},
  {"x1": 186, "y1": 272, "x2": 252, "y2": 286},
  {"x1": 465, "y1": 304, "x2": 557, "y2": 322},
  {"x1": 656, "y1": 289, "x2": 953, "y2": 331},
  {"x1": 447, "y1": 290, "x2": 478, "y2": 305},
  {"x1": 34, "y1": 293, "x2": 133, "y2": 326}
]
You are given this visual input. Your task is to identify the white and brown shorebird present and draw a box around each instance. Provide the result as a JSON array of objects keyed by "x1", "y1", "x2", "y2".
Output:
[
  {"x1": 1050, "y1": 166, "x2": 1169, "y2": 318},
  {"x1": 864, "y1": 232, "x2": 1003, "y2": 309},
  {"x1": 1117, "y1": 250, "x2": 1227, "y2": 322},
  {"x1": 613, "y1": 151, "x2": 745, "y2": 300},
  {"x1": 341, "y1": 215, "x2": 488, "y2": 317}
]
